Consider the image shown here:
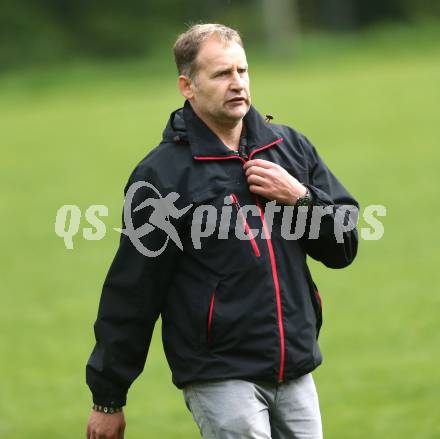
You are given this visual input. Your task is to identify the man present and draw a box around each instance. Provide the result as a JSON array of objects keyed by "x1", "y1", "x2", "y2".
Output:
[{"x1": 86, "y1": 23, "x2": 358, "y2": 439}]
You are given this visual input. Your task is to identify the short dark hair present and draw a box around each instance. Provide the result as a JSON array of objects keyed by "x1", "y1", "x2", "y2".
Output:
[{"x1": 173, "y1": 23, "x2": 243, "y2": 79}]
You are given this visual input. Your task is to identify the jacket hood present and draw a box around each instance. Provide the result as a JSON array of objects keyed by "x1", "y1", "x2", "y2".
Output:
[
  {"x1": 162, "y1": 100, "x2": 281, "y2": 158},
  {"x1": 162, "y1": 105, "x2": 188, "y2": 144}
]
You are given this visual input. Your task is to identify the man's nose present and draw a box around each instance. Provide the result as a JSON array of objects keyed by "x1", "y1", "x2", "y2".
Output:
[{"x1": 230, "y1": 71, "x2": 245, "y2": 90}]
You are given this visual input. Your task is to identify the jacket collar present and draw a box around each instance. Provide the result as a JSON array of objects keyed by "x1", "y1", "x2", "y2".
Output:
[{"x1": 182, "y1": 100, "x2": 280, "y2": 158}]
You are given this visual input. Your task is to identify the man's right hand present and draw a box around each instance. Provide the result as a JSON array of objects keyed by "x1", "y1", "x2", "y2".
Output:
[{"x1": 86, "y1": 409, "x2": 126, "y2": 439}]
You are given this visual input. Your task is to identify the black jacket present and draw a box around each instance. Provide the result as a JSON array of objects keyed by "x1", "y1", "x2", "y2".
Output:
[{"x1": 86, "y1": 100, "x2": 359, "y2": 407}]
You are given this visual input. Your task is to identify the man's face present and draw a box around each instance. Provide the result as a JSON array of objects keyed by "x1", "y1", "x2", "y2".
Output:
[{"x1": 184, "y1": 37, "x2": 251, "y2": 127}]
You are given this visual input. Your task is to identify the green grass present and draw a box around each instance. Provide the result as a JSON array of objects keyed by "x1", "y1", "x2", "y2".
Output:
[{"x1": 1, "y1": 22, "x2": 439, "y2": 438}]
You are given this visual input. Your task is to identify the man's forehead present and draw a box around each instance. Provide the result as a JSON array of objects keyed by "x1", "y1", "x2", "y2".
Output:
[{"x1": 196, "y1": 38, "x2": 247, "y2": 70}]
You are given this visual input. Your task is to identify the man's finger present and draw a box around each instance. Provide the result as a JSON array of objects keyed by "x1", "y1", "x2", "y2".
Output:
[
  {"x1": 243, "y1": 159, "x2": 275, "y2": 170},
  {"x1": 249, "y1": 184, "x2": 270, "y2": 198},
  {"x1": 245, "y1": 165, "x2": 272, "y2": 178},
  {"x1": 86, "y1": 424, "x2": 95, "y2": 439},
  {"x1": 247, "y1": 174, "x2": 267, "y2": 187}
]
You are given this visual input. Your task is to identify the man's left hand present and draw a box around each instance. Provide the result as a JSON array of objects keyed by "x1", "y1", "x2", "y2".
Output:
[{"x1": 243, "y1": 159, "x2": 306, "y2": 205}]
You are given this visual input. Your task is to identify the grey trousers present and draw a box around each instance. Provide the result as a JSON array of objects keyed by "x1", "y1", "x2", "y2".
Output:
[{"x1": 183, "y1": 374, "x2": 323, "y2": 439}]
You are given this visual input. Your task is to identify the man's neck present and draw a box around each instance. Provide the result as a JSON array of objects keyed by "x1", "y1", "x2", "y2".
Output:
[
  {"x1": 208, "y1": 120, "x2": 242, "y2": 151},
  {"x1": 190, "y1": 105, "x2": 243, "y2": 151}
]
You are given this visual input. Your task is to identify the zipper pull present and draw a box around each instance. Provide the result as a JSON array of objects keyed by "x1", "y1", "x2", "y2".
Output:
[{"x1": 238, "y1": 144, "x2": 248, "y2": 160}]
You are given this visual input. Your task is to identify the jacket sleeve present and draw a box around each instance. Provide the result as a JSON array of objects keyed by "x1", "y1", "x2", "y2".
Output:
[
  {"x1": 86, "y1": 164, "x2": 180, "y2": 407},
  {"x1": 299, "y1": 135, "x2": 359, "y2": 268}
]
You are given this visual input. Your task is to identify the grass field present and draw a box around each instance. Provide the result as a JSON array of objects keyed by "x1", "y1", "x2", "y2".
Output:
[{"x1": 1, "y1": 22, "x2": 439, "y2": 438}]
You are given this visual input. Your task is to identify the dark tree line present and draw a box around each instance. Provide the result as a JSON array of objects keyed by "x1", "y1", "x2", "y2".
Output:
[
  {"x1": 1, "y1": 0, "x2": 438, "y2": 70},
  {"x1": 298, "y1": 0, "x2": 439, "y2": 30}
]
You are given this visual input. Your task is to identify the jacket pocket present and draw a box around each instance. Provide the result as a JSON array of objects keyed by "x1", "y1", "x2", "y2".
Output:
[
  {"x1": 311, "y1": 281, "x2": 323, "y2": 338},
  {"x1": 305, "y1": 269, "x2": 323, "y2": 338},
  {"x1": 207, "y1": 288, "x2": 216, "y2": 345},
  {"x1": 230, "y1": 193, "x2": 261, "y2": 257}
]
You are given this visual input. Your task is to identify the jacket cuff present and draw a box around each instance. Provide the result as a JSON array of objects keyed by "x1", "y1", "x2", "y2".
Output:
[
  {"x1": 92, "y1": 394, "x2": 127, "y2": 407},
  {"x1": 303, "y1": 183, "x2": 332, "y2": 207}
]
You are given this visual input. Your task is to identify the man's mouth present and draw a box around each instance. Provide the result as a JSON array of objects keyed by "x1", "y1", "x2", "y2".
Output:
[{"x1": 226, "y1": 97, "x2": 247, "y2": 104}]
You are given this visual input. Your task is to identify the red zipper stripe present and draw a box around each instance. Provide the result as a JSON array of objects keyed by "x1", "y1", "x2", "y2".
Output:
[
  {"x1": 207, "y1": 290, "x2": 216, "y2": 342},
  {"x1": 256, "y1": 196, "x2": 285, "y2": 382},
  {"x1": 194, "y1": 155, "x2": 246, "y2": 164},
  {"x1": 194, "y1": 137, "x2": 286, "y2": 380},
  {"x1": 230, "y1": 194, "x2": 261, "y2": 257},
  {"x1": 248, "y1": 138, "x2": 283, "y2": 160},
  {"x1": 193, "y1": 138, "x2": 283, "y2": 162}
]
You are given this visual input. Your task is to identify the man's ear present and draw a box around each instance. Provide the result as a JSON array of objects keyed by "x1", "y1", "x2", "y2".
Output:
[{"x1": 178, "y1": 75, "x2": 194, "y2": 100}]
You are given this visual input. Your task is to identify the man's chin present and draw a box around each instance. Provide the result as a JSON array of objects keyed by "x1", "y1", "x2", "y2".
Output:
[{"x1": 224, "y1": 104, "x2": 250, "y2": 121}]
